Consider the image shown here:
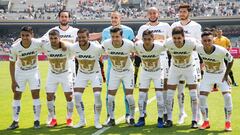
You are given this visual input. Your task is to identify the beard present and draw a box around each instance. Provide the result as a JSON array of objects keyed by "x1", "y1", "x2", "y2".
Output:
[
  {"x1": 148, "y1": 17, "x2": 158, "y2": 23},
  {"x1": 60, "y1": 22, "x2": 68, "y2": 26},
  {"x1": 180, "y1": 14, "x2": 189, "y2": 21}
]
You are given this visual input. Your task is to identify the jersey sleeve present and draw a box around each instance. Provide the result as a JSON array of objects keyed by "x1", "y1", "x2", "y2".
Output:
[
  {"x1": 194, "y1": 24, "x2": 202, "y2": 41},
  {"x1": 166, "y1": 24, "x2": 172, "y2": 38},
  {"x1": 136, "y1": 26, "x2": 144, "y2": 40},
  {"x1": 9, "y1": 47, "x2": 17, "y2": 62},
  {"x1": 223, "y1": 49, "x2": 233, "y2": 63},
  {"x1": 127, "y1": 28, "x2": 135, "y2": 41}
]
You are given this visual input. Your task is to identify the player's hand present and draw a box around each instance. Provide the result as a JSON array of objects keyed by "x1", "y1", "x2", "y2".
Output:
[{"x1": 11, "y1": 81, "x2": 19, "y2": 93}]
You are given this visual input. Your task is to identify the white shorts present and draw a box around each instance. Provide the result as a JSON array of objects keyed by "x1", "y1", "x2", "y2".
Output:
[
  {"x1": 108, "y1": 69, "x2": 134, "y2": 90},
  {"x1": 199, "y1": 72, "x2": 231, "y2": 92},
  {"x1": 139, "y1": 69, "x2": 164, "y2": 89},
  {"x1": 46, "y1": 71, "x2": 73, "y2": 93},
  {"x1": 74, "y1": 71, "x2": 102, "y2": 88},
  {"x1": 168, "y1": 65, "x2": 197, "y2": 85},
  {"x1": 15, "y1": 69, "x2": 40, "y2": 92},
  {"x1": 160, "y1": 51, "x2": 169, "y2": 79},
  {"x1": 68, "y1": 58, "x2": 76, "y2": 82}
]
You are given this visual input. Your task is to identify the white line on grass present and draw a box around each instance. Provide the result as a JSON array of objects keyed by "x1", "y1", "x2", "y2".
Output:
[{"x1": 92, "y1": 96, "x2": 156, "y2": 135}]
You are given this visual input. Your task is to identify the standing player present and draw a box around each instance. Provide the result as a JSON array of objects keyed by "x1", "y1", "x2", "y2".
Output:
[
  {"x1": 163, "y1": 27, "x2": 199, "y2": 128},
  {"x1": 134, "y1": 30, "x2": 166, "y2": 128},
  {"x1": 197, "y1": 31, "x2": 233, "y2": 131},
  {"x1": 135, "y1": 7, "x2": 171, "y2": 121},
  {"x1": 102, "y1": 11, "x2": 135, "y2": 124},
  {"x1": 71, "y1": 28, "x2": 104, "y2": 129},
  {"x1": 42, "y1": 30, "x2": 74, "y2": 127},
  {"x1": 102, "y1": 27, "x2": 135, "y2": 126},
  {"x1": 171, "y1": 3, "x2": 202, "y2": 124},
  {"x1": 8, "y1": 26, "x2": 42, "y2": 130}
]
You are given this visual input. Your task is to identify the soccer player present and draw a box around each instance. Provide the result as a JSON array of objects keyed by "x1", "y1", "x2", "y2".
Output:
[
  {"x1": 134, "y1": 30, "x2": 166, "y2": 128},
  {"x1": 8, "y1": 26, "x2": 42, "y2": 130},
  {"x1": 163, "y1": 26, "x2": 199, "y2": 128},
  {"x1": 171, "y1": 3, "x2": 202, "y2": 124},
  {"x1": 42, "y1": 29, "x2": 74, "y2": 127},
  {"x1": 197, "y1": 31, "x2": 233, "y2": 131},
  {"x1": 135, "y1": 7, "x2": 171, "y2": 121},
  {"x1": 102, "y1": 27, "x2": 135, "y2": 126},
  {"x1": 214, "y1": 28, "x2": 237, "y2": 86},
  {"x1": 102, "y1": 11, "x2": 135, "y2": 124},
  {"x1": 71, "y1": 28, "x2": 104, "y2": 129}
]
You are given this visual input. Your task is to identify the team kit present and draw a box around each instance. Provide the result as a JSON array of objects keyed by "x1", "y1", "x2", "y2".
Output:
[{"x1": 7, "y1": 4, "x2": 233, "y2": 132}]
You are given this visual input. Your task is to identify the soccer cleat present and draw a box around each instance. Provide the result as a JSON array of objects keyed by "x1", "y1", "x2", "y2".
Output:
[
  {"x1": 178, "y1": 113, "x2": 187, "y2": 125},
  {"x1": 105, "y1": 119, "x2": 115, "y2": 127},
  {"x1": 66, "y1": 118, "x2": 73, "y2": 127},
  {"x1": 199, "y1": 121, "x2": 210, "y2": 130},
  {"x1": 7, "y1": 121, "x2": 19, "y2": 130},
  {"x1": 163, "y1": 114, "x2": 168, "y2": 122},
  {"x1": 163, "y1": 120, "x2": 173, "y2": 128},
  {"x1": 232, "y1": 82, "x2": 238, "y2": 86},
  {"x1": 34, "y1": 120, "x2": 40, "y2": 129},
  {"x1": 191, "y1": 120, "x2": 198, "y2": 129},
  {"x1": 157, "y1": 117, "x2": 164, "y2": 128},
  {"x1": 125, "y1": 114, "x2": 130, "y2": 124},
  {"x1": 128, "y1": 118, "x2": 135, "y2": 126},
  {"x1": 48, "y1": 119, "x2": 57, "y2": 128},
  {"x1": 134, "y1": 117, "x2": 145, "y2": 127},
  {"x1": 46, "y1": 114, "x2": 52, "y2": 125},
  {"x1": 103, "y1": 116, "x2": 110, "y2": 126},
  {"x1": 225, "y1": 121, "x2": 232, "y2": 132},
  {"x1": 94, "y1": 121, "x2": 103, "y2": 129},
  {"x1": 73, "y1": 120, "x2": 86, "y2": 128}
]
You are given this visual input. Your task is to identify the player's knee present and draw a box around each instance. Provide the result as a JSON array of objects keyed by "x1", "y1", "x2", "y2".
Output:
[
  {"x1": 31, "y1": 90, "x2": 40, "y2": 99},
  {"x1": 47, "y1": 93, "x2": 54, "y2": 101},
  {"x1": 200, "y1": 91, "x2": 209, "y2": 96},
  {"x1": 94, "y1": 91, "x2": 102, "y2": 106},
  {"x1": 125, "y1": 89, "x2": 133, "y2": 95},
  {"x1": 14, "y1": 91, "x2": 22, "y2": 100},
  {"x1": 190, "y1": 90, "x2": 198, "y2": 102}
]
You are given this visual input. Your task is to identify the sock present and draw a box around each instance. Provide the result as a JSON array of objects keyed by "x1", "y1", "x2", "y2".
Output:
[
  {"x1": 199, "y1": 95, "x2": 208, "y2": 121},
  {"x1": 74, "y1": 92, "x2": 85, "y2": 122},
  {"x1": 67, "y1": 101, "x2": 74, "y2": 119},
  {"x1": 138, "y1": 92, "x2": 147, "y2": 117},
  {"x1": 107, "y1": 95, "x2": 115, "y2": 119},
  {"x1": 47, "y1": 100, "x2": 56, "y2": 119},
  {"x1": 229, "y1": 71, "x2": 235, "y2": 84},
  {"x1": 156, "y1": 91, "x2": 164, "y2": 118},
  {"x1": 177, "y1": 83, "x2": 185, "y2": 115},
  {"x1": 166, "y1": 90, "x2": 176, "y2": 121},
  {"x1": 223, "y1": 93, "x2": 233, "y2": 122},
  {"x1": 33, "y1": 99, "x2": 41, "y2": 121},
  {"x1": 163, "y1": 90, "x2": 167, "y2": 114},
  {"x1": 190, "y1": 90, "x2": 198, "y2": 121},
  {"x1": 94, "y1": 91, "x2": 102, "y2": 122},
  {"x1": 126, "y1": 94, "x2": 135, "y2": 119},
  {"x1": 12, "y1": 100, "x2": 21, "y2": 122},
  {"x1": 143, "y1": 93, "x2": 148, "y2": 114}
]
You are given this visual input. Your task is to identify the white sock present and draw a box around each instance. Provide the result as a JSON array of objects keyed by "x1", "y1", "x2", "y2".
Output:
[
  {"x1": 138, "y1": 92, "x2": 147, "y2": 117},
  {"x1": 67, "y1": 101, "x2": 74, "y2": 119},
  {"x1": 166, "y1": 90, "x2": 176, "y2": 121},
  {"x1": 163, "y1": 90, "x2": 167, "y2": 114},
  {"x1": 33, "y1": 99, "x2": 41, "y2": 121},
  {"x1": 47, "y1": 100, "x2": 55, "y2": 119},
  {"x1": 12, "y1": 100, "x2": 21, "y2": 122},
  {"x1": 223, "y1": 93, "x2": 233, "y2": 122},
  {"x1": 143, "y1": 92, "x2": 148, "y2": 114},
  {"x1": 126, "y1": 94, "x2": 135, "y2": 119},
  {"x1": 199, "y1": 95, "x2": 208, "y2": 121},
  {"x1": 94, "y1": 91, "x2": 102, "y2": 122},
  {"x1": 74, "y1": 92, "x2": 85, "y2": 122},
  {"x1": 107, "y1": 95, "x2": 115, "y2": 119},
  {"x1": 156, "y1": 91, "x2": 164, "y2": 118},
  {"x1": 177, "y1": 83, "x2": 185, "y2": 115},
  {"x1": 190, "y1": 90, "x2": 198, "y2": 121}
]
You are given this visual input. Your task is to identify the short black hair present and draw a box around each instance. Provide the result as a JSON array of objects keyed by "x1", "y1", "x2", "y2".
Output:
[
  {"x1": 48, "y1": 29, "x2": 60, "y2": 37},
  {"x1": 77, "y1": 28, "x2": 89, "y2": 37},
  {"x1": 21, "y1": 26, "x2": 33, "y2": 34},
  {"x1": 201, "y1": 31, "x2": 213, "y2": 38},
  {"x1": 172, "y1": 26, "x2": 184, "y2": 36},
  {"x1": 179, "y1": 3, "x2": 192, "y2": 12},
  {"x1": 142, "y1": 30, "x2": 154, "y2": 38},
  {"x1": 110, "y1": 27, "x2": 123, "y2": 36},
  {"x1": 58, "y1": 9, "x2": 71, "y2": 18}
]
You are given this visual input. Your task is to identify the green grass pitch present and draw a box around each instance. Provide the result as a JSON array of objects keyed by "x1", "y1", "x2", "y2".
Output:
[{"x1": 0, "y1": 60, "x2": 240, "y2": 135}]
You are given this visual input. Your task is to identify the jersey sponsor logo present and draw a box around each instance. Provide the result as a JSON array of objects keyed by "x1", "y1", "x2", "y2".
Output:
[
  {"x1": 150, "y1": 29, "x2": 163, "y2": 33},
  {"x1": 184, "y1": 30, "x2": 190, "y2": 34},
  {"x1": 60, "y1": 35, "x2": 72, "y2": 38},
  {"x1": 142, "y1": 55, "x2": 157, "y2": 58},
  {"x1": 49, "y1": 54, "x2": 64, "y2": 57},
  {"x1": 110, "y1": 51, "x2": 124, "y2": 55},
  {"x1": 21, "y1": 51, "x2": 35, "y2": 57},
  {"x1": 173, "y1": 51, "x2": 188, "y2": 54},
  {"x1": 202, "y1": 57, "x2": 216, "y2": 62},
  {"x1": 78, "y1": 55, "x2": 94, "y2": 59}
]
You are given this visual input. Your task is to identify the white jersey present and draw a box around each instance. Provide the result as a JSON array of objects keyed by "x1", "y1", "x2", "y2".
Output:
[
  {"x1": 42, "y1": 42, "x2": 72, "y2": 74},
  {"x1": 42, "y1": 26, "x2": 79, "y2": 44},
  {"x1": 103, "y1": 38, "x2": 135, "y2": 72},
  {"x1": 196, "y1": 45, "x2": 233, "y2": 74},
  {"x1": 70, "y1": 42, "x2": 104, "y2": 74},
  {"x1": 136, "y1": 22, "x2": 171, "y2": 42},
  {"x1": 135, "y1": 41, "x2": 165, "y2": 72},
  {"x1": 164, "y1": 37, "x2": 197, "y2": 68},
  {"x1": 9, "y1": 38, "x2": 42, "y2": 71}
]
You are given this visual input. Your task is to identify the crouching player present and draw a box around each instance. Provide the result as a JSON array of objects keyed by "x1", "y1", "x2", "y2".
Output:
[
  {"x1": 71, "y1": 28, "x2": 104, "y2": 129},
  {"x1": 197, "y1": 31, "x2": 233, "y2": 131},
  {"x1": 8, "y1": 26, "x2": 42, "y2": 130},
  {"x1": 134, "y1": 30, "x2": 166, "y2": 128}
]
